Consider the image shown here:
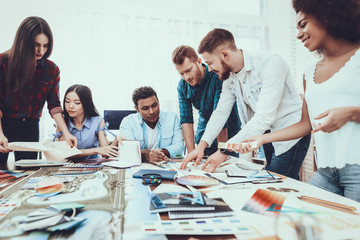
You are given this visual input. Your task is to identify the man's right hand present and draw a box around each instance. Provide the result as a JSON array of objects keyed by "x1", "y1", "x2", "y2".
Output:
[
  {"x1": 0, "y1": 134, "x2": 11, "y2": 153},
  {"x1": 180, "y1": 140, "x2": 207, "y2": 169}
]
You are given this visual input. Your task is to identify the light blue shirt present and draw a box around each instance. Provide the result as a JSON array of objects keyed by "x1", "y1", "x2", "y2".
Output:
[
  {"x1": 67, "y1": 116, "x2": 103, "y2": 159},
  {"x1": 119, "y1": 111, "x2": 184, "y2": 157}
]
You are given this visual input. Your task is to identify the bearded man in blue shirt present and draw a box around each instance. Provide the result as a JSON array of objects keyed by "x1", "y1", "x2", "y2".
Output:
[{"x1": 172, "y1": 45, "x2": 240, "y2": 156}]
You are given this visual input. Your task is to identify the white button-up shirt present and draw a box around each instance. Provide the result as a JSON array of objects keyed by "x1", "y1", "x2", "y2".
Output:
[{"x1": 202, "y1": 50, "x2": 303, "y2": 156}]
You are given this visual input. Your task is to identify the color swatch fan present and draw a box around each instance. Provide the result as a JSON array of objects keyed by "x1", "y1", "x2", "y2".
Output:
[{"x1": 176, "y1": 175, "x2": 219, "y2": 186}]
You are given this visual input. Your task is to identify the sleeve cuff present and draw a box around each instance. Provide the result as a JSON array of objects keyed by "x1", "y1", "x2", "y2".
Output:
[{"x1": 50, "y1": 107, "x2": 63, "y2": 117}]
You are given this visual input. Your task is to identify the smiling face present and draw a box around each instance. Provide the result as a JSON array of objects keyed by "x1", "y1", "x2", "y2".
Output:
[
  {"x1": 201, "y1": 51, "x2": 231, "y2": 81},
  {"x1": 34, "y1": 33, "x2": 49, "y2": 63},
  {"x1": 65, "y1": 91, "x2": 84, "y2": 120},
  {"x1": 175, "y1": 57, "x2": 204, "y2": 86},
  {"x1": 135, "y1": 95, "x2": 160, "y2": 126},
  {"x1": 296, "y1": 11, "x2": 328, "y2": 52}
]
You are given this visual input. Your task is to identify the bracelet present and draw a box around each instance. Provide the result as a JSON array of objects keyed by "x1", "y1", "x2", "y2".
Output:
[{"x1": 220, "y1": 148, "x2": 232, "y2": 155}]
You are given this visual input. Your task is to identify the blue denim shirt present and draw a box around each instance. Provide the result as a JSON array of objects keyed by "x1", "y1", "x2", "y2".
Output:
[
  {"x1": 55, "y1": 116, "x2": 103, "y2": 159},
  {"x1": 119, "y1": 111, "x2": 184, "y2": 157}
]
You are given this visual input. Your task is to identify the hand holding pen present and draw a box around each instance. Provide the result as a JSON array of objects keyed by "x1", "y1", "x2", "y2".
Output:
[{"x1": 149, "y1": 149, "x2": 169, "y2": 162}]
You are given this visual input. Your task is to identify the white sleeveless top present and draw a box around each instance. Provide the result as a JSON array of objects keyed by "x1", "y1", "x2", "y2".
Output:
[{"x1": 304, "y1": 49, "x2": 360, "y2": 168}]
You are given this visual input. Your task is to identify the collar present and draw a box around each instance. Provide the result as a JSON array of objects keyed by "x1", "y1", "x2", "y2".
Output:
[
  {"x1": 241, "y1": 49, "x2": 253, "y2": 72},
  {"x1": 69, "y1": 117, "x2": 90, "y2": 131},
  {"x1": 199, "y1": 63, "x2": 209, "y2": 87},
  {"x1": 37, "y1": 58, "x2": 46, "y2": 68},
  {"x1": 230, "y1": 49, "x2": 253, "y2": 81}
]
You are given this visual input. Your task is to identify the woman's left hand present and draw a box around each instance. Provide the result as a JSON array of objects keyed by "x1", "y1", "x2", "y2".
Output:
[{"x1": 312, "y1": 107, "x2": 353, "y2": 133}]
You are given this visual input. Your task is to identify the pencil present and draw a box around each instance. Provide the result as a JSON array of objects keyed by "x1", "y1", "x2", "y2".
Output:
[
  {"x1": 298, "y1": 196, "x2": 358, "y2": 215},
  {"x1": 148, "y1": 161, "x2": 166, "y2": 169}
]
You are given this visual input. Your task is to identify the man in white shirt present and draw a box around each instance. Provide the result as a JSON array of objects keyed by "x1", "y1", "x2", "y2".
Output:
[
  {"x1": 180, "y1": 28, "x2": 310, "y2": 179},
  {"x1": 120, "y1": 86, "x2": 184, "y2": 162}
]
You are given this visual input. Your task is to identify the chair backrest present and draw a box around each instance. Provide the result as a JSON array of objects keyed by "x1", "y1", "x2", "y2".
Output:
[{"x1": 104, "y1": 110, "x2": 137, "y2": 130}]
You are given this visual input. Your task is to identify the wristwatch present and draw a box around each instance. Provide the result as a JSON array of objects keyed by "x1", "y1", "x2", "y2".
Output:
[{"x1": 220, "y1": 148, "x2": 232, "y2": 156}]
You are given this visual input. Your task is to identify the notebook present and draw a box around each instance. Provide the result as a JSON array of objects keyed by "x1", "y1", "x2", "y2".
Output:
[
  {"x1": 102, "y1": 140, "x2": 141, "y2": 168},
  {"x1": 149, "y1": 193, "x2": 227, "y2": 213},
  {"x1": 168, "y1": 198, "x2": 234, "y2": 219}
]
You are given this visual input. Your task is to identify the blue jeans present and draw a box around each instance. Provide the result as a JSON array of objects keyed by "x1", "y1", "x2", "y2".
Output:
[
  {"x1": 308, "y1": 164, "x2": 360, "y2": 202},
  {"x1": 264, "y1": 134, "x2": 311, "y2": 180}
]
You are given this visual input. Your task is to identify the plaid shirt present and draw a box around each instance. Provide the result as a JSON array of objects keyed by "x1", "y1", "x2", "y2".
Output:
[
  {"x1": 0, "y1": 53, "x2": 62, "y2": 119},
  {"x1": 177, "y1": 64, "x2": 241, "y2": 144}
]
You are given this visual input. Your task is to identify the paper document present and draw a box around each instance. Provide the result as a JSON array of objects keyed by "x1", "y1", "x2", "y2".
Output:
[
  {"x1": 103, "y1": 140, "x2": 141, "y2": 168},
  {"x1": 8, "y1": 141, "x2": 82, "y2": 162}
]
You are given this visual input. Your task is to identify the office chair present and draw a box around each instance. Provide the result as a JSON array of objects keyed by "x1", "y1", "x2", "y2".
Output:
[{"x1": 103, "y1": 110, "x2": 137, "y2": 130}]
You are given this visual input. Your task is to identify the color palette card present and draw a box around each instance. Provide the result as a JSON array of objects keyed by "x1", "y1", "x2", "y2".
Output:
[
  {"x1": 0, "y1": 199, "x2": 18, "y2": 221},
  {"x1": 53, "y1": 164, "x2": 103, "y2": 175},
  {"x1": 241, "y1": 188, "x2": 286, "y2": 217},
  {"x1": 141, "y1": 217, "x2": 253, "y2": 235}
]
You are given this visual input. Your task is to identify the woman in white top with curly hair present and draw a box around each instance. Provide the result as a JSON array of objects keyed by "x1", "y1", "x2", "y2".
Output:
[{"x1": 240, "y1": 0, "x2": 360, "y2": 202}]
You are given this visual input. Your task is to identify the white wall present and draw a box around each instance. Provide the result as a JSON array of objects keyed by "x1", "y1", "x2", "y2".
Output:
[
  {"x1": 2, "y1": 0, "x2": 317, "y2": 141},
  {"x1": 1, "y1": 0, "x2": 266, "y2": 140},
  {"x1": 264, "y1": 0, "x2": 319, "y2": 93}
]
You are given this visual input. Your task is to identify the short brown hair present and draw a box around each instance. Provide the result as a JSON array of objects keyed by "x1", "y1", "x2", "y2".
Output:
[
  {"x1": 172, "y1": 45, "x2": 198, "y2": 65},
  {"x1": 198, "y1": 28, "x2": 237, "y2": 54}
]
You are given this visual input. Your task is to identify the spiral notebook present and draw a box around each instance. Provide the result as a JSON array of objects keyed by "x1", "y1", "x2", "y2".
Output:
[{"x1": 168, "y1": 197, "x2": 234, "y2": 219}]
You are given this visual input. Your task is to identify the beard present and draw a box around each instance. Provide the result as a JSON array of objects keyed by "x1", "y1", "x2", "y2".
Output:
[{"x1": 218, "y1": 60, "x2": 231, "y2": 81}]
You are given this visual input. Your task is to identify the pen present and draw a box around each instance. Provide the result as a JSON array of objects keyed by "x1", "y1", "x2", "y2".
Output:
[
  {"x1": 105, "y1": 128, "x2": 117, "y2": 138},
  {"x1": 148, "y1": 161, "x2": 166, "y2": 169},
  {"x1": 251, "y1": 179, "x2": 282, "y2": 184}
]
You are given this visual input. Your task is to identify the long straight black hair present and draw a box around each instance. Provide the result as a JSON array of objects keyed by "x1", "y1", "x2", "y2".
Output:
[
  {"x1": 63, "y1": 84, "x2": 100, "y2": 125},
  {"x1": 5, "y1": 16, "x2": 53, "y2": 94}
]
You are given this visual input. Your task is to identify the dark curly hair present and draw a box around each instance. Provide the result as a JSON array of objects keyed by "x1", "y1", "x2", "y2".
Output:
[
  {"x1": 132, "y1": 86, "x2": 158, "y2": 107},
  {"x1": 293, "y1": 0, "x2": 360, "y2": 43}
]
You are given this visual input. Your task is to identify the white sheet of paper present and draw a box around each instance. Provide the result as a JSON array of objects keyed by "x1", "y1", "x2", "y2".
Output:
[
  {"x1": 8, "y1": 141, "x2": 82, "y2": 162},
  {"x1": 102, "y1": 140, "x2": 141, "y2": 168}
]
